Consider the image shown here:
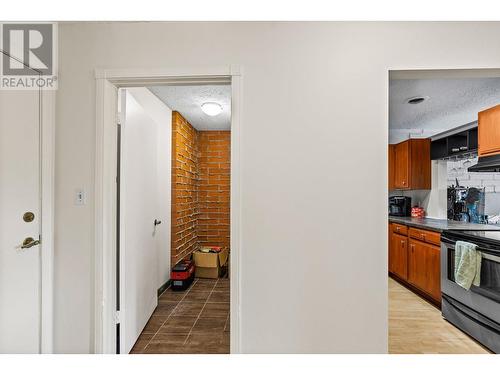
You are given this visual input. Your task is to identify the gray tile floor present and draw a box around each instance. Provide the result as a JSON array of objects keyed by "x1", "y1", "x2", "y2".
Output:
[{"x1": 130, "y1": 277, "x2": 230, "y2": 354}]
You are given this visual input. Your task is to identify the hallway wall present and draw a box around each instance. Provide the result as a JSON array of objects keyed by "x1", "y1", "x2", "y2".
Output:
[
  {"x1": 171, "y1": 111, "x2": 199, "y2": 265},
  {"x1": 198, "y1": 131, "x2": 230, "y2": 249},
  {"x1": 55, "y1": 21, "x2": 500, "y2": 353},
  {"x1": 171, "y1": 113, "x2": 231, "y2": 266}
]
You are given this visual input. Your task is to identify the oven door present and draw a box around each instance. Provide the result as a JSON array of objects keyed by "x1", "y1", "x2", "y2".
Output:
[{"x1": 441, "y1": 235, "x2": 500, "y2": 323}]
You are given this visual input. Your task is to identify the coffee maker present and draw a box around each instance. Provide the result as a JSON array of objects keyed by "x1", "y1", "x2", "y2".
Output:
[{"x1": 447, "y1": 179, "x2": 486, "y2": 223}]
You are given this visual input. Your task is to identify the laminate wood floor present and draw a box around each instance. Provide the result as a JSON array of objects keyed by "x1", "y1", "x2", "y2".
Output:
[{"x1": 389, "y1": 277, "x2": 490, "y2": 354}]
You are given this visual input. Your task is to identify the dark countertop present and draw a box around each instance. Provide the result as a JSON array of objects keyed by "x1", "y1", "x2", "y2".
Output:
[{"x1": 388, "y1": 216, "x2": 500, "y2": 232}]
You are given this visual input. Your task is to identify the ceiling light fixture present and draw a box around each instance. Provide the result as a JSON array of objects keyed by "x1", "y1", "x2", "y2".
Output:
[
  {"x1": 406, "y1": 96, "x2": 429, "y2": 105},
  {"x1": 201, "y1": 102, "x2": 223, "y2": 116}
]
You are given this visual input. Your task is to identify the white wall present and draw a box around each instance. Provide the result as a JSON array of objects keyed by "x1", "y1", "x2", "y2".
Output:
[{"x1": 54, "y1": 22, "x2": 500, "y2": 354}]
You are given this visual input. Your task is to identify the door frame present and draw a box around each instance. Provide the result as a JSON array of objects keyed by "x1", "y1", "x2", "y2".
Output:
[
  {"x1": 94, "y1": 65, "x2": 242, "y2": 354},
  {"x1": 40, "y1": 90, "x2": 55, "y2": 354}
]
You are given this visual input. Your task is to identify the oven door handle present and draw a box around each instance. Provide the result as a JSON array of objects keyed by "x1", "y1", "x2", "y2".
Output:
[
  {"x1": 441, "y1": 235, "x2": 456, "y2": 246},
  {"x1": 442, "y1": 235, "x2": 500, "y2": 259}
]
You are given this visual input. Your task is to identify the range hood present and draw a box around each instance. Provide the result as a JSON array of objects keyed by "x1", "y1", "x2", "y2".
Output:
[{"x1": 468, "y1": 154, "x2": 500, "y2": 172}]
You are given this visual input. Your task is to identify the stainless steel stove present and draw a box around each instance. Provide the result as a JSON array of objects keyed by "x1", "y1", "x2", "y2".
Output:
[{"x1": 441, "y1": 230, "x2": 500, "y2": 353}]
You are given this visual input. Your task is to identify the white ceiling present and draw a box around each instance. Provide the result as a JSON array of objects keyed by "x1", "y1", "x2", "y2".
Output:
[
  {"x1": 148, "y1": 84, "x2": 231, "y2": 131},
  {"x1": 389, "y1": 77, "x2": 500, "y2": 142}
]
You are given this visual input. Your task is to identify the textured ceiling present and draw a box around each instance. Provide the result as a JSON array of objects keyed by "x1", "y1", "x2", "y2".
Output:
[
  {"x1": 148, "y1": 84, "x2": 231, "y2": 131},
  {"x1": 389, "y1": 77, "x2": 500, "y2": 139}
]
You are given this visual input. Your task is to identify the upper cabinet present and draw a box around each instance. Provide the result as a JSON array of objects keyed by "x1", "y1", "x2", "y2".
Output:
[
  {"x1": 430, "y1": 127, "x2": 478, "y2": 160},
  {"x1": 389, "y1": 139, "x2": 431, "y2": 190},
  {"x1": 394, "y1": 141, "x2": 409, "y2": 189},
  {"x1": 478, "y1": 104, "x2": 500, "y2": 157}
]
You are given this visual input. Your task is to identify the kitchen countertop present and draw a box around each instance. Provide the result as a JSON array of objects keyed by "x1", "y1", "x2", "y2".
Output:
[{"x1": 388, "y1": 216, "x2": 500, "y2": 232}]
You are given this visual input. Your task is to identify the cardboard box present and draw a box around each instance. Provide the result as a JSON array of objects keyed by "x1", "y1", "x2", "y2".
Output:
[{"x1": 193, "y1": 247, "x2": 229, "y2": 279}]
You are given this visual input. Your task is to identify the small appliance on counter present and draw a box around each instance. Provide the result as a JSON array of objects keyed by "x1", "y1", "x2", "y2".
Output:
[
  {"x1": 447, "y1": 179, "x2": 487, "y2": 223},
  {"x1": 411, "y1": 205, "x2": 425, "y2": 218},
  {"x1": 389, "y1": 196, "x2": 411, "y2": 217},
  {"x1": 441, "y1": 230, "x2": 500, "y2": 353}
]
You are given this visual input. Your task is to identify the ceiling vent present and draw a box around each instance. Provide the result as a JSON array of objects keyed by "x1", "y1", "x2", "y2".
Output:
[{"x1": 406, "y1": 96, "x2": 429, "y2": 105}]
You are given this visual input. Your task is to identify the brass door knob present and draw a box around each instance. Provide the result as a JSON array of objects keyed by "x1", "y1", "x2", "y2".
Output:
[{"x1": 23, "y1": 212, "x2": 35, "y2": 222}]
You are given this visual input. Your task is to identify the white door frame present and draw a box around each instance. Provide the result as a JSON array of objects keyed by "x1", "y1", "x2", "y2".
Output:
[
  {"x1": 40, "y1": 90, "x2": 55, "y2": 354},
  {"x1": 94, "y1": 65, "x2": 242, "y2": 354}
]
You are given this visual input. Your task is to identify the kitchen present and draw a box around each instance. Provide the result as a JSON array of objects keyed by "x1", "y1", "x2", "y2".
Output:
[{"x1": 388, "y1": 71, "x2": 500, "y2": 354}]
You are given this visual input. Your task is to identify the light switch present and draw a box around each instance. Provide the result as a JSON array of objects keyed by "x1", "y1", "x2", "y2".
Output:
[{"x1": 75, "y1": 189, "x2": 86, "y2": 205}]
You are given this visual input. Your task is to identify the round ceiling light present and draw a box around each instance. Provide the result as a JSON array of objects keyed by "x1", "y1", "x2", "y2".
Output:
[
  {"x1": 406, "y1": 96, "x2": 429, "y2": 105},
  {"x1": 201, "y1": 102, "x2": 223, "y2": 116}
]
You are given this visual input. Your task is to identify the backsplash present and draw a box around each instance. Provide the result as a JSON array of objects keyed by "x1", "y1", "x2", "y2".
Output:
[
  {"x1": 390, "y1": 158, "x2": 500, "y2": 218},
  {"x1": 390, "y1": 160, "x2": 448, "y2": 219},
  {"x1": 448, "y1": 156, "x2": 500, "y2": 215}
]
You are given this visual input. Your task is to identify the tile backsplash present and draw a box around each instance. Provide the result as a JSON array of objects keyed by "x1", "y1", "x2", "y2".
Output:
[{"x1": 448, "y1": 156, "x2": 500, "y2": 215}]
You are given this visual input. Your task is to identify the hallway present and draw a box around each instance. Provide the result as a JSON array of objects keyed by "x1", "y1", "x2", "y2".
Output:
[{"x1": 130, "y1": 278, "x2": 230, "y2": 354}]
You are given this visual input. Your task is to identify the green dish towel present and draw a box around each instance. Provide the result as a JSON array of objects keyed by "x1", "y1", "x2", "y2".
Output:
[{"x1": 454, "y1": 240, "x2": 482, "y2": 290}]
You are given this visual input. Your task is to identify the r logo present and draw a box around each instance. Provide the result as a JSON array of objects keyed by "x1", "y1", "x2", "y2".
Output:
[{"x1": 2, "y1": 23, "x2": 53, "y2": 76}]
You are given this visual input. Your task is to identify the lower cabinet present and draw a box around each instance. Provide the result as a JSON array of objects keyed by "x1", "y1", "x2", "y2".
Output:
[
  {"x1": 389, "y1": 222, "x2": 441, "y2": 304},
  {"x1": 408, "y1": 239, "x2": 441, "y2": 302},
  {"x1": 390, "y1": 233, "x2": 408, "y2": 280}
]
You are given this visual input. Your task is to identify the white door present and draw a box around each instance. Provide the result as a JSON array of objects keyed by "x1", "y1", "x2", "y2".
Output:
[
  {"x1": 120, "y1": 89, "x2": 159, "y2": 353},
  {"x1": 0, "y1": 89, "x2": 42, "y2": 353}
]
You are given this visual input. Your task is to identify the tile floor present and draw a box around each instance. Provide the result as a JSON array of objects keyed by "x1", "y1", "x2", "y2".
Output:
[
  {"x1": 130, "y1": 277, "x2": 230, "y2": 354},
  {"x1": 389, "y1": 277, "x2": 490, "y2": 354}
]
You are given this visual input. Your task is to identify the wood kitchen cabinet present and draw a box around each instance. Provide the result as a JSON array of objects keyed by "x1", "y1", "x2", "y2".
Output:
[
  {"x1": 394, "y1": 142, "x2": 409, "y2": 189},
  {"x1": 388, "y1": 144, "x2": 395, "y2": 190},
  {"x1": 408, "y1": 239, "x2": 441, "y2": 302},
  {"x1": 478, "y1": 104, "x2": 500, "y2": 157},
  {"x1": 389, "y1": 139, "x2": 431, "y2": 190},
  {"x1": 390, "y1": 232, "x2": 408, "y2": 280},
  {"x1": 388, "y1": 221, "x2": 441, "y2": 305}
]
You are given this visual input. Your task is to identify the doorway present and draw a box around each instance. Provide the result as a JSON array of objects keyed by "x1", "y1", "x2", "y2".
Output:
[
  {"x1": 124, "y1": 84, "x2": 231, "y2": 353},
  {"x1": 387, "y1": 68, "x2": 500, "y2": 354},
  {"x1": 94, "y1": 67, "x2": 241, "y2": 354}
]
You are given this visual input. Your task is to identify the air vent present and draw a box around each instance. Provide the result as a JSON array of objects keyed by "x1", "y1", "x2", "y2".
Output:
[{"x1": 407, "y1": 96, "x2": 428, "y2": 105}]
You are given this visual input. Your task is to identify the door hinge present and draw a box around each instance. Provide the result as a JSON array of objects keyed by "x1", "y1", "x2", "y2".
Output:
[
  {"x1": 116, "y1": 112, "x2": 122, "y2": 126},
  {"x1": 114, "y1": 310, "x2": 121, "y2": 324}
]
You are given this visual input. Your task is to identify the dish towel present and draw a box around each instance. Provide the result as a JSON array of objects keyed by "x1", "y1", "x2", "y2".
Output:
[{"x1": 454, "y1": 240, "x2": 482, "y2": 290}]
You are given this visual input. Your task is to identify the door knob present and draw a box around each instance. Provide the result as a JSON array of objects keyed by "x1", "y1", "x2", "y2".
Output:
[
  {"x1": 154, "y1": 219, "x2": 162, "y2": 226},
  {"x1": 23, "y1": 212, "x2": 35, "y2": 222},
  {"x1": 20, "y1": 237, "x2": 40, "y2": 249}
]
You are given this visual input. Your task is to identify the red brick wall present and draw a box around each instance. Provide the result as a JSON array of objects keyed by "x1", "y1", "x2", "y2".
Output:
[
  {"x1": 171, "y1": 111, "x2": 199, "y2": 265},
  {"x1": 198, "y1": 131, "x2": 231, "y2": 248},
  {"x1": 171, "y1": 112, "x2": 231, "y2": 266}
]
